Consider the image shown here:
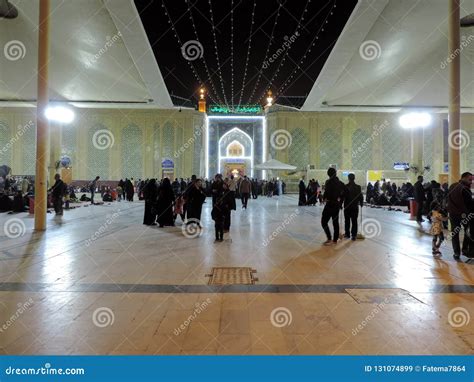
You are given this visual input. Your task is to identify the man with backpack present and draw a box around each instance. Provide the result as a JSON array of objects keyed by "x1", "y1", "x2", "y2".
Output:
[{"x1": 321, "y1": 168, "x2": 345, "y2": 245}]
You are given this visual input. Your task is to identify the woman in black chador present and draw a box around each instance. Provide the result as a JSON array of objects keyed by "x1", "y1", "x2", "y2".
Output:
[
  {"x1": 156, "y1": 178, "x2": 175, "y2": 227},
  {"x1": 298, "y1": 177, "x2": 306, "y2": 206},
  {"x1": 142, "y1": 179, "x2": 158, "y2": 225},
  {"x1": 186, "y1": 178, "x2": 207, "y2": 225}
]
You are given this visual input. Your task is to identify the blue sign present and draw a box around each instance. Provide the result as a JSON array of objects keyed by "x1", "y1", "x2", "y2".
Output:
[
  {"x1": 0, "y1": 356, "x2": 471, "y2": 381},
  {"x1": 394, "y1": 162, "x2": 409, "y2": 170},
  {"x1": 161, "y1": 158, "x2": 174, "y2": 169}
]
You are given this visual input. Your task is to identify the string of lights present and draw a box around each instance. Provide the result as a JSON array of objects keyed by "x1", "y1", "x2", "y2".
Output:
[
  {"x1": 185, "y1": 0, "x2": 223, "y2": 105},
  {"x1": 161, "y1": 0, "x2": 219, "y2": 104},
  {"x1": 275, "y1": 0, "x2": 337, "y2": 99},
  {"x1": 230, "y1": 0, "x2": 235, "y2": 109},
  {"x1": 237, "y1": 0, "x2": 257, "y2": 109},
  {"x1": 255, "y1": 0, "x2": 311, "y2": 104},
  {"x1": 246, "y1": 2, "x2": 283, "y2": 105},
  {"x1": 208, "y1": 0, "x2": 229, "y2": 108}
]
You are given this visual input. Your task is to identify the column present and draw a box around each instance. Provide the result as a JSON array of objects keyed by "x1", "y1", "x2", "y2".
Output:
[
  {"x1": 34, "y1": 0, "x2": 51, "y2": 231},
  {"x1": 448, "y1": 0, "x2": 461, "y2": 184}
]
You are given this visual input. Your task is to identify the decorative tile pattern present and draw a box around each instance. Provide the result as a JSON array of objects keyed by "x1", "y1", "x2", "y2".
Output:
[
  {"x1": 193, "y1": 123, "x2": 203, "y2": 176},
  {"x1": 289, "y1": 128, "x2": 309, "y2": 170},
  {"x1": 351, "y1": 128, "x2": 373, "y2": 170},
  {"x1": 21, "y1": 121, "x2": 35, "y2": 175},
  {"x1": 423, "y1": 130, "x2": 434, "y2": 179},
  {"x1": 0, "y1": 120, "x2": 12, "y2": 166},
  {"x1": 152, "y1": 123, "x2": 161, "y2": 175},
  {"x1": 319, "y1": 129, "x2": 341, "y2": 169},
  {"x1": 61, "y1": 125, "x2": 76, "y2": 167},
  {"x1": 87, "y1": 124, "x2": 110, "y2": 179},
  {"x1": 162, "y1": 122, "x2": 174, "y2": 160},
  {"x1": 382, "y1": 128, "x2": 405, "y2": 170},
  {"x1": 121, "y1": 124, "x2": 143, "y2": 179}
]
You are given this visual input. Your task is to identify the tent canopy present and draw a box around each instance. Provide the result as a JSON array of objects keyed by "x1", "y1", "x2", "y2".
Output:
[{"x1": 254, "y1": 159, "x2": 297, "y2": 171}]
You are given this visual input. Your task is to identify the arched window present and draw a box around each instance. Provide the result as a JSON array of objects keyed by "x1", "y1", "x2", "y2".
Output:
[{"x1": 227, "y1": 140, "x2": 244, "y2": 157}]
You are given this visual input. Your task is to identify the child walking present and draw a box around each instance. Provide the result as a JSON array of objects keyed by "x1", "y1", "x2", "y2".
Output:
[
  {"x1": 211, "y1": 201, "x2": 226, "y2": 242},
  {"x1": 429, "y1": 201, "x2": 448, "y2": 255}
]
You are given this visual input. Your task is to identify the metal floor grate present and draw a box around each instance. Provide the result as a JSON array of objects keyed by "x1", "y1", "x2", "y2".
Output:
[{"x1": 206, "y1": 267, "x2": 258, "y2": 285}]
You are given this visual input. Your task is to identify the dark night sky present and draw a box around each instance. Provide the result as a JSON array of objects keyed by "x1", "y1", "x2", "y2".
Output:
[{"x1": 134, "y1": 0, "x2": 357, "y2": 107}]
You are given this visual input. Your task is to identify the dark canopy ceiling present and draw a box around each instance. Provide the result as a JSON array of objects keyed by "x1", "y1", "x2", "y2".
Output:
[{"x1": 135, "y1": 0, "x2": 356, "y2": 108}]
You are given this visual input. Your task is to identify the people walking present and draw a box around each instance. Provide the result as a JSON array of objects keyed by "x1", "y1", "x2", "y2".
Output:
[
  {"x1": 49, "y1": 173, "x2": 66, "y2": 216},
  {"x1": 321, "y1": 168, "x2": 345, "y2": 245},
  {"x1": 343, "y1": 173, "x2": 363, "y2": 241},
  {"x1": 239, "y1": 175, "x2": 252, "y2": 209},
  {"x1": 429, "y1": 200, "x2": 448, "y2": 255},
  {"x1": 447, "y1": 172, "x2": 473, "y2": 260}
]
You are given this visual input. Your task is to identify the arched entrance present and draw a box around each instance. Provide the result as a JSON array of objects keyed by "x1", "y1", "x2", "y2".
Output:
[{"x1": 218, "y1": 127, "x2": 253, "y2": 177}]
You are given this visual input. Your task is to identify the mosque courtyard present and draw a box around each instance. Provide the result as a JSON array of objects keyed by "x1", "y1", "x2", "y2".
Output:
[{"x1": 0, "y1": 196, "x2": 472, "y2": 355}]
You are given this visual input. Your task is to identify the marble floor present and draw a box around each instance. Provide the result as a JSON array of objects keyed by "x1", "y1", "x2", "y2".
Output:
[{"x1": 0, "y1": 195, "x2": 473, "y2": 355}]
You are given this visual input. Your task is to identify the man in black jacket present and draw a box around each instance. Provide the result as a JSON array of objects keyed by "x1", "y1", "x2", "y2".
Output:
[
  {"x1": 447, "y1": 172, "x2": 473, "y2": 260},
  {"x1": 344, "y1": 173, "x2": 364, "y2": 240},
  {"x1": 49, "y1": 173, "x2": 65, "y2": 216},
  {"x1": 414, "y1": 175, "x2": 425, "y2": 224},
  {"x1": 321, "y1": 168, "x2": 345, "y2": 245}
]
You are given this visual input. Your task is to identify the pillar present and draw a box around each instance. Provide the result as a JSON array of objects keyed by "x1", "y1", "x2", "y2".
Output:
[
  {"x1": 34, "y1": 0, "x2": 51, "y2": 231},
  {"x1": 448, "y1": 0, "x2": 461, "y2": 184}
]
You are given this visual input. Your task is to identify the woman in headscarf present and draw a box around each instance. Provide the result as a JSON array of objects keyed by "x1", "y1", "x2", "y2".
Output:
[
  {"x1": 142, "y1": 179, "x2": 158, "y2": 226},
  {"x1": 186, "y1": 178, "x2": 207, "y2": 226},
  {"x1": 298, "y1": 177, "x2": 306, "y2": 206},
  {"x1": 156, "y1": 178, "x2": 175, "y2": 227}
]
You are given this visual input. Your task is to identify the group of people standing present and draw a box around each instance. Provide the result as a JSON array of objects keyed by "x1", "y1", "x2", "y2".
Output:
[
  {"x1": 414, "y1": 172, "x2": 473, "y2": 259},
  {"x1": 142, "y1": 175, "x2": 206, "y2": 228},
  {"x1": 299, "y1": 170, "x2": 364, "y2": 244}
]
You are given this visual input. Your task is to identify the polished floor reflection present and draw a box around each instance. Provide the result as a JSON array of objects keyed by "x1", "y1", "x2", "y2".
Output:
[{"x1": 0, "y1": 196, "x2": 473, "y2": 355}]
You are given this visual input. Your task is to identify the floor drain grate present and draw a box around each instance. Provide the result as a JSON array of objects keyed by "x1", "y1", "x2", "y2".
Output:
[{"x1": 206, "y1": 267, "x2": 258, "y2": 285}]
